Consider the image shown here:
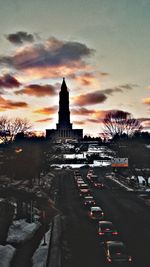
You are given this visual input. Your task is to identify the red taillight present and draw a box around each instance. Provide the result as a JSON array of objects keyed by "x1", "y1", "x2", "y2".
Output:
[
  {"x1": 107, "y1": 257, "x2": 112, "y2": 263},
  {"x1": 99, "y1": 232, "x2": 104, "y2": 236},
  {"x1": 112, "y1": 231, "x2": 118, "y2": 235}
]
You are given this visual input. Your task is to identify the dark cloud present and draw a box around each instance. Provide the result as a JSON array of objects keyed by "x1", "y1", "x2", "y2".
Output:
[
  {"x1": 71, "y1": 107, "x2": 95, "y2": 116},
  {"x1": 6, "y1": 31, "x2": 34, "y2": 45},
  {"x1": 100, "y1": 88, "x2": 122, "y2": 95},
  {"x1": 35, "y1": 118, "x2": 53, "y2": 123},
  {"x1": 73, "y1": 83, "x2": 136, "y2": 106},
  {"x1": 0, "y1": 37, "x2": 94, "y2": 70},
  {"x1": 0, "y1": 74, "x2": 21, "y2": 88},
  {"x1": 101, "y1": 84, "x2": 136, "y2": 95},
  {"x1": 15, "y1": 84, "x2": 57, "y2": 97},
  {"x1": 33, "y1": 106, "x2": 57, "y2": 115},
  {"x1": 0, "y1": 96, "x2": 28, "y2": 111},
  {"x1": 73, "y1": 91, "x2": 107, "y2": 106}
]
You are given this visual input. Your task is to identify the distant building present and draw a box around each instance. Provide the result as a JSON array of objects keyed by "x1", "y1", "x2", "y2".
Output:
[{"x1": 46, "y1": 78, "x2": 83, "y2": 141}]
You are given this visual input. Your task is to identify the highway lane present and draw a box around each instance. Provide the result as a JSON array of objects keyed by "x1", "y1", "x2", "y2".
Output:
[
  {"x1": 81, "y1": 168, "x2": 150, "y2": 267},
  {"x1": 54, "y1": 170, "x2": 102, "y2": 267},
  {"x1": 54, "y1": 168, "x2": 150, "y2": 267}
]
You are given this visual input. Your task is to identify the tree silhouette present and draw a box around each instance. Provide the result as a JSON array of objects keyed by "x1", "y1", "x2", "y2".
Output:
[
  {"x1": 103, "y1": 110, "x2": 142, "y2": 138},
  {"x1": 0, "y1": 116, "x2": 32, "y2": 143}
]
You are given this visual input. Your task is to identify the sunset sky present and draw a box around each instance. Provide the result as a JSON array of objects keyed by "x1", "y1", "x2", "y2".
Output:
[{"x1": 0, "y1": 0, "x2": 150, "y2": 136}]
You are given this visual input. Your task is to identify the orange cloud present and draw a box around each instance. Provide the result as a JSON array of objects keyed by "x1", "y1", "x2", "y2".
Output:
[
  {"x1": 73, "y1": 120, "x2": 86, "y2": 125},
  {"x1": 15, "y1": 84, "x2": 57, "y2": 97},
  {"x1": 35, "y1": 118, "x2": 53, "y2": 123},
  {"x1": 0, "y1": 96, "x2": 28, "y2": 111},
  {"x1": 71, "y1": 107, "x2": 95, "y2": 116},
  {"x1": 33, "y1": 106, "x2": 57, "y2": 115},
  {"x1": 70, "y1": 72, "x2": 102, "y2": 87},
  {"x1": 143, "y1": 97, "x2": 150, "y2": 105}
]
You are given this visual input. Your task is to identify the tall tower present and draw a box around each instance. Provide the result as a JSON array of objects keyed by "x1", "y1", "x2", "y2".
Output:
[
  {"x1": 46, "y1": 78, "x2": 83, "y2": 140},
  {"x1": 57, "y1": 78, "x2": 72, "y2": 129}
]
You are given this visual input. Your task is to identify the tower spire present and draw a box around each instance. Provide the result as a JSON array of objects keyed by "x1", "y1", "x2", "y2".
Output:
[
  {"x1": 57, "y1": 78, "x2": 71, "y2": 128},
  {"x1": 61, "y1": 77, "x2": 68, "y2": 91}
]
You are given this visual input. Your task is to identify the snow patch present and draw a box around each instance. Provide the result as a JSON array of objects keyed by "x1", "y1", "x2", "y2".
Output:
[
  {"x1": 0, "y1": 245, "x2": 16, "y2": 267},
  {"x1": 7, "y1": 219, "x2": 41, "y2": 244},
  {"x1": 32, "y1": 227, "x2": 52, "y2": 267}
]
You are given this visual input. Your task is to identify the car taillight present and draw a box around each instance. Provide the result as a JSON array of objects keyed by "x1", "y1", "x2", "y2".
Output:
[
  {"x1": 112, "y1": 231, "x2": 118, "y2": 235},
  {"x1": 128, "y1": 256, "x2": 132, "y2": 262},
  {"x1": 99, "y1": 232, "x2": 104, "y2": 235},
  {"x1": 107, "y1": 257, "x2": 112, "y2": 263}
]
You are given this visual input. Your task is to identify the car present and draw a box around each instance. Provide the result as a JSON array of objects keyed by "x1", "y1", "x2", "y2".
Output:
[
  {"x1": 104, "y1": 241, "x2": 132, "y2": 264},
  {"x1": 76, "y1": 179, "x2": 84, "y2": 184},
  {"x1": 74, "y1": 170, "x2": 80, "y2": 176},
  {"x1": 83, "y1": 196, "x2": 96, "y2": 207},
  {"x1": 98, "y1": 221, "x2": 118, "y2": 238},
  {"x1": 93, "y1": 182, "x2": 105, "y2": 189},
  {"x1": 87, "y1": 169, "x2": 94, "y2": 179},
  {"x1": 74, "y1": 175, "x2": 82, "y2": 180},
  {"x1": 79, "y1": 188, "x2": 91, "y2": 197},
  {"x1": 78, "y1": 183, "x2": 89, "y2": 189},
  {"x1": 88, "y1": 206, "x2": 104, "y2": 220}
]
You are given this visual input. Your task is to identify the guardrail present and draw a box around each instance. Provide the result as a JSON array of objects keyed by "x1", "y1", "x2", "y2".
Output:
[{"x1": 46, "y1": 215, "x2": 62, "y2": 267}]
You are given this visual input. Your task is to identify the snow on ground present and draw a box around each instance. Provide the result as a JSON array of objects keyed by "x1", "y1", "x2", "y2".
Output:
[
  {"x1": 0, "y1": 245, "x2": 16, "y2": 267},
  {"x1": 106, "y1": 174, "x2": 134, "y2": 191},
  {"x1": 51, "y1": 162, "x2": 111, "y2": 169},
  {"x1": 32, "y1": 227, "x2": 52, "y2": 267},
  {"x1": 7, "y1": 219, "x2": 41, "y2": 244}
]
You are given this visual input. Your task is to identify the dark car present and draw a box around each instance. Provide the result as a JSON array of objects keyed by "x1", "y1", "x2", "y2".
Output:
[
  {"x1": 93, "y1": 182, "x2": 105, "y2": 189},
  {"x1": 83, "y1": 196, "x2": 96, "y2": 207},
  {"x1": 104, "y1": 241, "x2": 132, "y2": 264},
  {"x1": 88, "y1": 206, "x2": 104, "y2": 220},
  {"x1": 79, "y1": 188, "x2": 91, "y2": 197},
  {"x1": 98, "y1": 221, "x2": 119, "y2": 238},
  {"x1": 78, "y1": 183, "x2": 89, "y2": 189}
]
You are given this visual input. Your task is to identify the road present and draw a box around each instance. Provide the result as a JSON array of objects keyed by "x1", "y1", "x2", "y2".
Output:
[{"x1": 54, "y1": 168, "x2": 150, "y2": 267}]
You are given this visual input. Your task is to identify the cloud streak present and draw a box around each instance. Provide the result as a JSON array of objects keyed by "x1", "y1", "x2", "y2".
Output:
[
  {"x1": 35, "y1": 117, "x2": 53, "y2": 123},
  {"x1": 33, "y1": 106, "x2": 57, "y2": 115},
  {"x1": 15, "y1": 84, "x2": 57, "y2": 97},
  {"x1": 71, "y1": 107, "x2": 95, "y2": 116},
  {"x1": 0, "y1": 96, "x2": 28, "y2": 111}
]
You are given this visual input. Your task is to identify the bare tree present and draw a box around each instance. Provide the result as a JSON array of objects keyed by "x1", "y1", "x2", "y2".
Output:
[
  {"x1": 9, "y1": 117, "x2": 32, "y2": 137},
  {"x1": 103, "y1": 110, "x2": 142, "y2": 138},
  {"x1": 0, "y1": 116, "x2": 32, "y2": 143}
]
